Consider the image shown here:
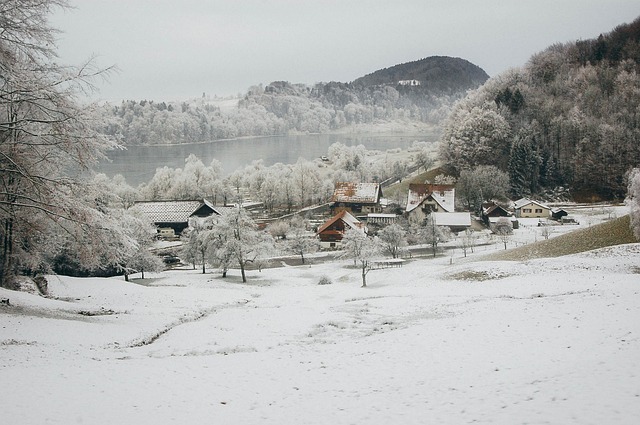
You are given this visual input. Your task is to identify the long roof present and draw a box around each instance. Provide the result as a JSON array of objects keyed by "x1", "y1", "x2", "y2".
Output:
[
  {"x1": 133, "y1": 199, "x2": 220, "y2": 223},
  {"x1": 514, "y1": 198, "x2": 550, "y2": 210},
  {"x1": 331, "y1": 182, "x2": 381, "y2": 204},
  {"x1": 317, "y1": 210, "x2": 365, "y2": 234},
  {"x1": 432, "y1": 212, "x2": 471, "y2": 227}
]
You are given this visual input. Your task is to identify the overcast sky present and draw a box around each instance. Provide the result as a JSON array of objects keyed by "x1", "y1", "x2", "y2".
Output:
[{"x1": 51, "y1": 0, "x2": 640, "y2": 102}]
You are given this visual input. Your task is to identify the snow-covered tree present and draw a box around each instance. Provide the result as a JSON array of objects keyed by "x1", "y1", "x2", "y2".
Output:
[
  {"x1": 285, "y1": 216, "x2": 320, "y2": 265},
  {"x1": 210, "y1": 207, "x2": 274, "y2": 282},
  {"x1": 377, "y1": 223, "x2": 407, "y2": 259},
  {"x1": 457, "y1": 165, "x2": 510, "y2": 213},
  {"x1": 0, "y1": 0, "x2": 116, "y2": 287},
  {"x1": 420, "y1": 216, "x2": 450, "y2": 257},
  {"x1": 341, "y1": 228, "x2": 381, "y2": 288},
  {"x1": 459, "y1": 229, "x2": 479, "y2": 257},
  {"x1": 117, "y1": 209, "x2": 164, "y2": 280}
]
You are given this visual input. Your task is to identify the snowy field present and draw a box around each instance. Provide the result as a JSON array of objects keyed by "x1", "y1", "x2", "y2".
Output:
[{"x1": 2, "y1": 206, "x2": 639, "y2": 424}]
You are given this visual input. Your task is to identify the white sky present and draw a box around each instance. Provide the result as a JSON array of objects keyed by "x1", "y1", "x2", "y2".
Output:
[{"x1": 51, "y1": 0, "x2": 640, "y2": 102}]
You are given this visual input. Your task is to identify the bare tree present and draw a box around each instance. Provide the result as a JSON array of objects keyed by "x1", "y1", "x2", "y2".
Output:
[{"x1": 493, "y1": 217, "x2": 513, "y2": 250}]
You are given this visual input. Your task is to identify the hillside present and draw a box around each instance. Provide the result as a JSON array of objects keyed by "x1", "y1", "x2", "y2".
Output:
[
  {"x1": 97, "y1": 56, "x2": 489, "y2": 145},
  {"x1": 439, "y1": 16, "x2": 640, "y2": 200},
  {"x1": 485, "y1": 215, "x2": 638, "y2": 261},
  {"x1": 353, "y1": 56, "x2": 490, "y2": 94}
]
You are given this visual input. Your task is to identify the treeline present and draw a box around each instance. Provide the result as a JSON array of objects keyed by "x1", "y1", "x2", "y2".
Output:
[
  {"x1": 96, "y1": 56, "x2": 488, "y2": 146},
  {"x1": 439, "y1": 16, "x2": 640, "y2": 200}
]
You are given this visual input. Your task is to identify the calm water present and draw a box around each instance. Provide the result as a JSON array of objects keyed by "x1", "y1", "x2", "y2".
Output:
[{"x1": 96, "y1": 132, "x2": 437, "y2": 186}]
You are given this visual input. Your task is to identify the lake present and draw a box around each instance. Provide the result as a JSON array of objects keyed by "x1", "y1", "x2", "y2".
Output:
[{"x1": 96, "y1": 132, "x2": 438, "y2": 186}]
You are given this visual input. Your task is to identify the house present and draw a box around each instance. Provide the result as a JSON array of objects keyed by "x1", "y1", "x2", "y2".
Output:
[
  {"x1": 316, "y1": 210, "x2": 366, "y2": 249},
  {"x1": 330, "y1": 182, "x2": 383, "y2": 216},
  {"x1": 514, "y1": 198, "x2": 551, "y2": 219},
  {"x1": 405, "y1": 183, "x2": 455, "y2": 223},
  {"x1": 432, "y1": 212, "x2": 472, "y2": 233},
  {"x1": 481, "y1": 201, "x2": 511, "y2": 226},
  {"x1": 133, "y1": 199, "x2": 224, "y2": 238}
]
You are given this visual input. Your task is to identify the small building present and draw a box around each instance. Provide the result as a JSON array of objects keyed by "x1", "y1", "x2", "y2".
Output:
[
  {"x1": 316, "y1": 210, "x2": 366, "y2": 249},
  {"x1": 481, "y1": 201, "x2": 511, "y2": 226},
  {"x1": 405, "y1": 183, "x2": 455, "y2": 223},
  {"x1": 432, "y1": 212, "x2": 472, "y2": 233},
  {"x1": 366, "y1": 213, "x2": 397, "y2": 225},
  {"x1": 330, "y1": 182, "x2": 383, "y2": 216},
  {"x1": 514, "y1": 198, "x2": 551, "y2": 219},
  {"x1": 551, "y1": 208, "x2": 569, "y2": 221},
  {"x1": 133, "y1": 199, "x2": 223, "y2": 238}
]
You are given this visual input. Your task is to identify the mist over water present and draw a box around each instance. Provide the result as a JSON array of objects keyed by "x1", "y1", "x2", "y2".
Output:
[{"x1": 96, "y1": 133, "x2": 436, "y2": 186}]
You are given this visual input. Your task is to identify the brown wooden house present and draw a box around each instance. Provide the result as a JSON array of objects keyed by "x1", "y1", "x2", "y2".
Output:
[{"x1": 316, "y1": 210, "x2": 366, "y2": 249}]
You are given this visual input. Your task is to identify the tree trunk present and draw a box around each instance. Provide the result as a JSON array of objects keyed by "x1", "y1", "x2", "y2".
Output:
[
  {"x1": 300, "y1": 252, "x2": 305, "y2": 265},
  {"x1": 141, "y1": 268, "x2": 145, "y2": 279},
  {"x1": 361, "y1": 264, "x2": 367, "y2": 288},
  {"x1": 240, "y1": 262, "x2": 247, "y2": 283},
  {"x1": 124, "y1": 272, "x2": 129, "y2": 282}
]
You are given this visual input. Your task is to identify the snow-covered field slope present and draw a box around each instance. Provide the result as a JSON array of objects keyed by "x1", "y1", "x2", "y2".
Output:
[{"x1": 2, "y1": 237, "x2": 639, "y2": 424}]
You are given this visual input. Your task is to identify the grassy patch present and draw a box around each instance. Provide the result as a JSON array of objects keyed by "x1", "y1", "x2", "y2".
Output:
[
  {"x1": 447, "y1": 270, "x2": 512, "y2": 281},
  {"x1": 484, "y1": 215, "x2": 638, "y2": 261}
]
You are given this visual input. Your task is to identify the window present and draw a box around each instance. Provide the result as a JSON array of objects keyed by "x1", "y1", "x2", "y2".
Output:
[
  {"x1": 523, "y1": 208, "x2": 532, "y2": 213},
  {"x1": 535, "y1": 209, "x2": 543, "y2": 214}
]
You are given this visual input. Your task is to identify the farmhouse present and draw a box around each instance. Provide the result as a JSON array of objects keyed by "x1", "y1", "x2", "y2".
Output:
[
  {"x1": 317, "y1": 210, "x2": 366, "y2": 249},
  {"x1": 133, "y1": 199, "x2": 225, "y2": 238},
  {"x1": 330, "y1": 182, "x2": 383, "y2": 215},
  {"x1": 405, "y1": 183, "x2": 455, "y2": 223},
  {"x1": 514, "y1": 198, "x2": 551, "y2": 219}
]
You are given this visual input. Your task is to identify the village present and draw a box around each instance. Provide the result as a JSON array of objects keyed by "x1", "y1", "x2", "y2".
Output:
[{"x1": 131, "y1": 174, "x2": 585, "y2": 277}]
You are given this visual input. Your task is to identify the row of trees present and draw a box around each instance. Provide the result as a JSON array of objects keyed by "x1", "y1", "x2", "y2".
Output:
[
  {"x1": 103, "y1": 141, "x2": 430, "y2": 215},
  {"x1": 439, "y1": 17, "x2": 640, "y2": 200}
]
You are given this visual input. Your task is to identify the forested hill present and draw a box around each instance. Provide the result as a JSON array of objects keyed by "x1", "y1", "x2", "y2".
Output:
[
  {"x1": 96, "y1": 56, "x2": 489, "y2": 146},
  {"x1": 353, "y1": 56, "x2": 489, "y2": 94},
  {"x1": 439, "y1": 16, "x2": 640, "y2": 200}
]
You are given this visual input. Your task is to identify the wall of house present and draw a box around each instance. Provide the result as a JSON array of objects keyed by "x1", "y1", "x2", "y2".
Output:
[{"x1": 518, "y1": 204, "x2": 550, "y2": 218}]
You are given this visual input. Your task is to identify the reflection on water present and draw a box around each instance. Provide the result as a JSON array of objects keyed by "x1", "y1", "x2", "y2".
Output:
[{"x1": 95, "y1": 133, "x2": 437, "y2": 186}]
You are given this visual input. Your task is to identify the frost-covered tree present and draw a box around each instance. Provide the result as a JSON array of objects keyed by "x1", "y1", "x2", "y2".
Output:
[
  {"x1": 0, "y1": 0, "x2": 116, "y2": 288},
  {"x1": 626, "y1": 168, "x2": 640, "y2": 240},
  {"x1": 457, "y1": 165, "x2": 510, "y2": 213},
  {"x1": 117, "y1": 209, "x2": 164, "y2": 281},
  {"x1": 341, "y1": 228, "x2": 381, "y2": 288},
  {"x1": 459, "y1": 229, "x2": 479, "y2": 257},
  {"x1": 210, "y1": 207, "x2": 274, "y2": 283},
  {"x1": 420, "y1": 216, "x2": 450, "y2": 257},
  {"x1": 377, "y1": 223, "x2": 407, "y2": 259},
  {"x1": 285, "y1": 216, "x2": 319, "y2": 265}
]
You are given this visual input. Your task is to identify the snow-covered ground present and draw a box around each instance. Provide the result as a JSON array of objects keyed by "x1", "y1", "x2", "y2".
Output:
[{"x1": 1, "y1": 206, "x2": 639, "y2": 424}]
